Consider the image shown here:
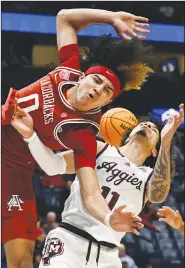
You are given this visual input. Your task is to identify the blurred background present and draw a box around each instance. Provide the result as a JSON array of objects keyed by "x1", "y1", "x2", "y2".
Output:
[{"x1": 1, "y1": 2, "x2": 184, "y2": 268}]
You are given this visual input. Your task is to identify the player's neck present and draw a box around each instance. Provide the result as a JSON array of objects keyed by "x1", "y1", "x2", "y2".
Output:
[
  {"x1": 66, "y1": 85, "x2": 79, "y2": 109},
  {"x1": 66, "y1": 85, "x2": 90, "y2": 111},
  {"x1": 119, "y1": 140, "x2": 149, "y2": 166}
]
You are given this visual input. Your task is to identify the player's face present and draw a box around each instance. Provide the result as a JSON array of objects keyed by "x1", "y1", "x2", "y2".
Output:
[
  {"x1": 76, "y1": 74, "x2": 114, "y2": 110},
  {"x1": 129, "y1": 121, "x2": 159, "y2": 152}
]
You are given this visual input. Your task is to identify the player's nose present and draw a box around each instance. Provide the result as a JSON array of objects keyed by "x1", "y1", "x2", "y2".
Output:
[
  {"x1": 140, "y1": 123, "x2": 152, "y2": 129},
  {"x1": 93, "y1": 86, "x2": 102, "y2": 96}
]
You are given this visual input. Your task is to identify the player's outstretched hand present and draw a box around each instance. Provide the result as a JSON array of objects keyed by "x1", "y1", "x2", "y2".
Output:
[
  {"x1": 112, "y1": 11, "x2": 150, "y2": 40},
  {"x1": 11, "y1": 103, "x2": 34, "y2": 139},
  {"x1": 110, "y1": 205, "x2": 144, "y2": 235},
  {"x1": 157, "y1": 206, "x2": 184, "y2": 232},
  {"x1": 161, "y1": 103, "x2": 184, "y2": 146}
]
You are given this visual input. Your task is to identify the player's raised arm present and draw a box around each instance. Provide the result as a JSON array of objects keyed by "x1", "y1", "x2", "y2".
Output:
[
  {"x1": 56, "y1": 8, "x2": 150, "y2": 50},
  {"x1": 147, "y1": 104, "x2": 184, "y2": 203}
]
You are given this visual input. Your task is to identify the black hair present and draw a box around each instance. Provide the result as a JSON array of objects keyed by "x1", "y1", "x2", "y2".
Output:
[{"x1": 80, "y1": 35, "x2": 154, "y2": 90}]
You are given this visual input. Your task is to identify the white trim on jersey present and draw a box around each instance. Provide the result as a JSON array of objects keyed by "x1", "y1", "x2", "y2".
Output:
[
  {"x1": 58, "y1": 81, "x2": 79, "y2": 111},
  {"x1": 58, "y1": 81, "x2": 101, "y2": 115},
  {"x1": 54, "y1": 118, "x2": 100, "y2": 149},
  {"x1": 54, "y1": 66, "x2": 83, "y2": 76}
]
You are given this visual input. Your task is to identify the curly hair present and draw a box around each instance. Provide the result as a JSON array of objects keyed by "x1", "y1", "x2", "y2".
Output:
[{"x1": 80, "y1": 35, "x2": 154, "y2": 91}]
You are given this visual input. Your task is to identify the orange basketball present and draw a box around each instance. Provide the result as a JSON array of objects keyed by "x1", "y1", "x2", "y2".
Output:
[{"x1": 100, "y1": 108, "x2": 138, "y2": 147}]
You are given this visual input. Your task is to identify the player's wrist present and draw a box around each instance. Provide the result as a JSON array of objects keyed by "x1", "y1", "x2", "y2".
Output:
[
  {"x1": 23, "y1": 131, "x2": 37, "y2": 143},
  {"x1": 104, "y1": 212, "x2": 114, "y2": 230}
]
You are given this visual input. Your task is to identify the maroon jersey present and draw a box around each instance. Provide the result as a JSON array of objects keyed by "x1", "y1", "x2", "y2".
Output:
[{"x1": 3, "y1": 44, "x2": 102, "y2": 169}]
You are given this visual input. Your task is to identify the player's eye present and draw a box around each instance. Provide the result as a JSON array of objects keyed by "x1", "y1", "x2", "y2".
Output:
[
  {"x1": 105, "y1": 88, "x2": 110, "y2": 94},
  {"x1": 93, "y1": 77, "x2": 101, "y2": 84},
  {"x1": 153, "y1": 129, "x2": 158, "y2": 134}
]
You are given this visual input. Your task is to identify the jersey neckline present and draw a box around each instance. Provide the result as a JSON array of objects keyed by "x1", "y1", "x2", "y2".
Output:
[{"x1": 58, "y1": 81, "x2": 101, "y2": 115}]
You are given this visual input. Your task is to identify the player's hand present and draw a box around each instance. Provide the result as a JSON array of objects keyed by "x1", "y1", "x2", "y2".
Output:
[
  {"x1": 11, "y1": 103, "x2": 34, "y2": 139},
  {"x1": 112, "y1": 12, "x2": 150, "y2": 40},
  {"x1": 110, "y1": 205, "x2": 144, "y2": 235},
  {"x1": 161, "y1": 103, "x2": 184, "y2": 146},
  {"x1": 157, "y1": 206, "x2": 184, "y2": 231}
]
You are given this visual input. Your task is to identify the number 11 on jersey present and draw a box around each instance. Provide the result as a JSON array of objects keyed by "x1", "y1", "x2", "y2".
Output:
[{"x1": 101, "y1": 186, "x2": 120, "y2": 210}]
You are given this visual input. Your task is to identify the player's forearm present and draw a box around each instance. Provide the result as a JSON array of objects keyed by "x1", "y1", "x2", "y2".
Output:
[
  {"x1": 83, "y1": 191, "x2": 111, "y2": 224},
  {"x1": 57, "y1": 8, "x2": 114, "y2": 32},
  {"x1": 24, "y1": 132, "x2": 67, "y2": 176},
  {"x1": 77, "y1": 167, "x2": 111, "y2": 224},
  {"x1": 148, "y1": 143, "x2": 171, "y2": 203}
]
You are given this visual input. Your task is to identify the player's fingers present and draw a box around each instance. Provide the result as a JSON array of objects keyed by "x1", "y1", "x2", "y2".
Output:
[
  {"x1": 126, "y1": 28, "x2": 138, "y2": 38},
  {"x1": 134, "y1": 16, "x2": 149, "y2": 22},
  {"x1": 134, "y1": 34, "x2": 146, "y2": 40},
  {"x1": 127, "y1": 28, "x2": 147, "y2": 40},
  {"x1": 114, "y1": 205, "x2": 127, "y2": 213},
  {"x1": 157, "y1": 211, "x2": 165, "y2": 217},
  {"x1": 135, "y1": 22, "x2": 149, "y2": 28},
  {"x1": 179, "y1": 103, "x2": 184, "y2": 110},
  {"x1": 133, "y1": 222, "x2": 144, "y2": 229},
  {"x1": 158, "y1": 218, "x2": 167, "y2": 222},
  {"x1": 162, "y1": 206, "x2": 176, "y2": 215},
  {"x1": 16, "y1": 106, "x2": 27, "y2": 117},
  {"x1": 176, "y1": 210, "x2": 182, "y2": 218},
  {"x1": 133, "y1": 26, "x2": 150, "y2": 34},
  {"x1": 177, "y1": 106, "x2": 184, "y2": 121},
  {"x1": 120, "y1": 32, "x2": 132, "y2": 40},
  {"x1": 132, "y1": 215, "x2": 142, "y2": 222},
  {"x1": 132, "y1": 228, "x2": 140, "y2": 236}
]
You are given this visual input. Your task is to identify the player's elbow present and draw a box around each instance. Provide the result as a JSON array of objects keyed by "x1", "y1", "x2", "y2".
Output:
[{"x1": 57, "y1": 9, "x2": 69, "y2": 20}]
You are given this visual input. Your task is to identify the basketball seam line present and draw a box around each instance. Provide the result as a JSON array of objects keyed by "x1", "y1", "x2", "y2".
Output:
[{"x1": 101, "y1": 117, "x2": 134, "y2": 127}]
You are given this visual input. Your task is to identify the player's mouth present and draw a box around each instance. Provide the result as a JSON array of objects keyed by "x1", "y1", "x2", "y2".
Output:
[{"x1": 137, "y1": 127, "x2": 150, "y2": 137}]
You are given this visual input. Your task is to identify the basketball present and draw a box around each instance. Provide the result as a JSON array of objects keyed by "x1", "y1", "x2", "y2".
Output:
[{"x1": 100, "y1": 108, "x2": 138, "y2": 147}]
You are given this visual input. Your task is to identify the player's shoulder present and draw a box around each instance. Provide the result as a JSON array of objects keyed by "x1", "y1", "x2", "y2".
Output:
[
  {"x1": 49, "y1": 44, "x2": 82, "y2": 84},
  {"x1": 137, "y1": 165, "x2": 153, "y2": 175},
  {"x1": 96, "y1": 143, "x2": 117, "y2": 158}
]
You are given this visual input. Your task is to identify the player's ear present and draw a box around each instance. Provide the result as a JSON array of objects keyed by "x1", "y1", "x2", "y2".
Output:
[{"x1": 151, "y1": 148, "x2": 157, "y2": 157}]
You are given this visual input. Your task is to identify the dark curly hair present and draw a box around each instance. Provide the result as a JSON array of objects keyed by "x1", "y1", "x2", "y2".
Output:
[{"x1": 80, "y1": 35, "x2": 154, "y2": 91}]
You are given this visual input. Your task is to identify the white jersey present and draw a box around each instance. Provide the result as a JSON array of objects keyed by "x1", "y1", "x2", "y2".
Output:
[{"x1": 62, "y1": 144, "x2": 153, "y2": 247}]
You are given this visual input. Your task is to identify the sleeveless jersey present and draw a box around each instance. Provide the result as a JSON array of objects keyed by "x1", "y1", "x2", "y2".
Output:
[
  {"x1": 3, "y1": 44, "x2": 101, "y2": 169},
  {"x1": 15, "y1": 44, "x2": 101, "y2": 151},
  {"x1": 62, "y1": 144, "x2": 153, "y2": 246}
]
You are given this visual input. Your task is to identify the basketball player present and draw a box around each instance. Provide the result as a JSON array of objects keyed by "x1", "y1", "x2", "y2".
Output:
[
  {"x1": 11, "y1": 104, "x2": 184, "y2": 267},
  {"x1": 2, "y1": 8, "x2": 152, "y2": 268},
  {"x1": 157, "y1": 206, "x2": 184, "y2": 234}
]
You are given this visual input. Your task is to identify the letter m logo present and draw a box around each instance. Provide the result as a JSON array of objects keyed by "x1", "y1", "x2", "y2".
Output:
[{"x1": 42, "y1": 237, "x2": 64, "y2": 265}]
